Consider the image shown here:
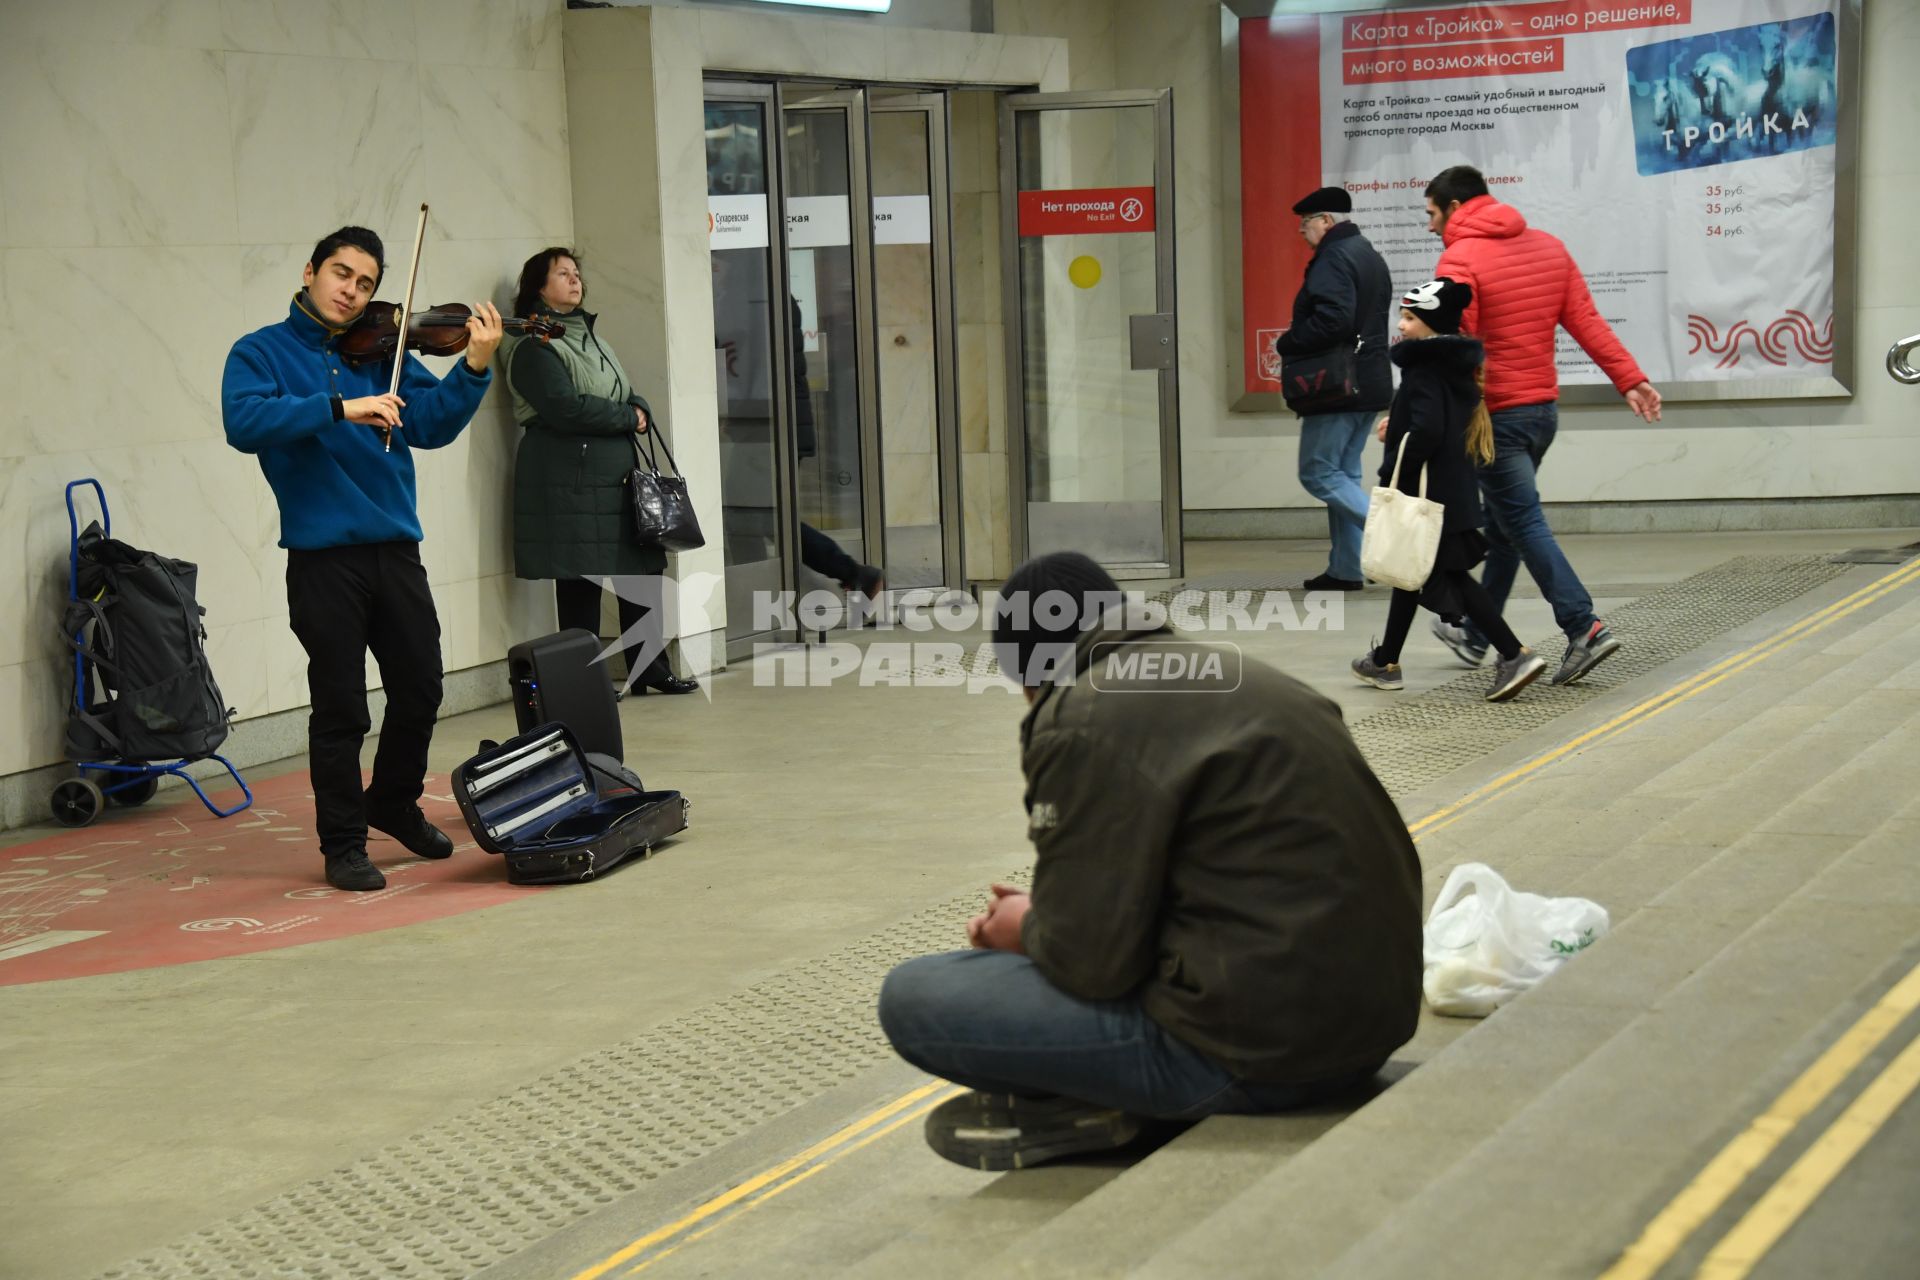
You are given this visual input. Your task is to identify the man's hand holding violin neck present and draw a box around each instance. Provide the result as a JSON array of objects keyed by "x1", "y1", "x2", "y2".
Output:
[
  {"x1": 462, "y1": 301, "x2": 506, "y2": 373},
  {"x1": 342, "y1": 394, "x2": 405, "y2": 429}
]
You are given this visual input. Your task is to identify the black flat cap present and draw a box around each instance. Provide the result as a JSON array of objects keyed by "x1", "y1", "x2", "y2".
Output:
[{"x1": 1291, "y1": 186, "x2": 1352, "y2": 216}]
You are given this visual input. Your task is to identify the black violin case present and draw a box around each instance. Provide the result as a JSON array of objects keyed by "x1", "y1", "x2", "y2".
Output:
[{"x1": 452, "y1": 721, "x2": 688, "y2": 885}]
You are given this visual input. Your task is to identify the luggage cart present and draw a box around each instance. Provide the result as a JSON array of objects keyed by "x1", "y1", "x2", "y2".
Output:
[{"x1": 51, "y1": 479, "x2": 253, "y2": 828}]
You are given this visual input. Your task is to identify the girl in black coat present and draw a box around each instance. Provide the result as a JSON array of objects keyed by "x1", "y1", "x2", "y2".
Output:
[{"x1": 1352, "y1": 279, "x2": 1546, "y2": 702}]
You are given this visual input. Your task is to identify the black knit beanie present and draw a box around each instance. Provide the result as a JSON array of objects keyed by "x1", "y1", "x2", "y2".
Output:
[{"x1": 992, "y1": 552, "x2": 1123, "y2": 687}]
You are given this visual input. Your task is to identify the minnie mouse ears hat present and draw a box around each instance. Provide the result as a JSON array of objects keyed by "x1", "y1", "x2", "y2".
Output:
[
  {"x1": 1401, "y1": 277, "x2": 1473, "y2": 334},
  {"x1": 1290, "y1": 186, "x2": 1352, "y2": 216}
]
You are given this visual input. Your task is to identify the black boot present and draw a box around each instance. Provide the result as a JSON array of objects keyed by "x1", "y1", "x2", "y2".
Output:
[
  {"x1": 367, "y1": 805, "x2": 455, "y2": 859},
  {"x1": 323, "y1": 849, "x2": 387, "y2": 892}
]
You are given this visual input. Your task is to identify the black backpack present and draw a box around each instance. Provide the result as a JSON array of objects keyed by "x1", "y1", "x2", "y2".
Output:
[{"x1": 62, "y1": 521, "x2": 232, "y2": 763}]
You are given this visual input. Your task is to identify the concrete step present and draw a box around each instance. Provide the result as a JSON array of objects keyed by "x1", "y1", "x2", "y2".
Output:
[
  {"x1": 1130, "y1": 732, "x2": 1920, "y2": 1279},
  {"x1": 1414, "y1": 635, "x2": 1918, "y2": 911},
  {"x1": 1310, "y1": 792, "x2": 1920, "y2": 1278},
  {"x1": 780, "y1": 582, "x2": 1920, "y2": 1279},
  {"x1": 619, "y1": 580, "x2": 1920, "y2": 1280}
]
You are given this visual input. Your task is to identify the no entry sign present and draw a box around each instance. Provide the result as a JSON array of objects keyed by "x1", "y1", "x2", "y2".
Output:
[{"x1": 1018, "y1": 186, "x2": 1156, "y2": 236}]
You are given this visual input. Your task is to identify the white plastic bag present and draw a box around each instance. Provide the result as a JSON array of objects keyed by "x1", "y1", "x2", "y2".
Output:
[
  {"x1": 1421, "y1": 863, "x2": 1610, "y2": 1017},
  {"x1": 1360, "y1": 437, "x2": 1445, "y2": 592}
]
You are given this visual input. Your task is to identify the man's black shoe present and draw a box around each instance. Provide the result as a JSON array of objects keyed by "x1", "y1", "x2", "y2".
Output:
[
  {"x1": 924, "y1": 1091, "x2": 1143, "y2": 1171},
  {"x1": 1301, "y1": 573, "x2": 1365, "y2": 592},
  {"x1": 639, "y1": 674, "x2": 699, "y2": 695},
  {"x1": 368, "y1": 806, "x2": 455, "y2": 860},
  {"x1": 323, "y1": 850, "x2": 387, "y2": 892}
]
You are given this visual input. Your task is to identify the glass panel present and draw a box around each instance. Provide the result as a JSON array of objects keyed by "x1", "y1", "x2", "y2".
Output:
[
  {"x1": 706, "y1": 99, "x2": 783, "y2": 642},
  {"x1": 869, "y1": 108, "x2": 944, "y2": 592},
  {"x1": 783, "y1": 108, "x2": 868, "y2": 584},
  {"x1": 1015, "y1": 105, "x2": 1164, "y2": 567}
]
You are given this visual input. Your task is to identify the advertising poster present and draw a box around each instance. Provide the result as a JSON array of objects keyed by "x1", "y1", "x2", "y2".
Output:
[{"x1": 1240, "y1": 0, "x2": 1843, "y2": 397}]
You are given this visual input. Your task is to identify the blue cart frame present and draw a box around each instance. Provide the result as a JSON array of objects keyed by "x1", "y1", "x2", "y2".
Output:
[{"x1": 53, "y1": 479, "x2": 254, "y2": 827}]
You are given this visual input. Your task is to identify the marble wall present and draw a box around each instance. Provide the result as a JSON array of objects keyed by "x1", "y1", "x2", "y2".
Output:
[{"x1": 0, "y1": 0, "x2": 573, "y2": 778}]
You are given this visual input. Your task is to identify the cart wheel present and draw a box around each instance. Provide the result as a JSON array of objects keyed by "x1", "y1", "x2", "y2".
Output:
[
  {"x1": 50, "y1": 778, "x2": 104, "y2": 828},
  {"x1": 109, "y1": 775, "x2": 160, "y2": 807}
]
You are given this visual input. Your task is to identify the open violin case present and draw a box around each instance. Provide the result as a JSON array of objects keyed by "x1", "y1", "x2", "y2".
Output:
[{"x1": 452, "y1": 721, "x2": 688, "y2": 885}]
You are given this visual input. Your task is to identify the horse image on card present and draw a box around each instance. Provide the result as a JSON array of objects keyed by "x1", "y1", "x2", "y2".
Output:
[{"x1": 1625, "y1": 13, "x2": 1836, "y2": 176}]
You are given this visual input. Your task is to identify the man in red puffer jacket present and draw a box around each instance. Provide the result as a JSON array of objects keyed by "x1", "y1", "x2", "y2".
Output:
[{"x1": 1421, "y1": 165, "x2": 1663, "y2": 687}]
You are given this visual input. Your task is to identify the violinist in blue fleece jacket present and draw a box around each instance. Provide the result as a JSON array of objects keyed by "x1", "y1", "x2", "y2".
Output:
[{"x1": 221, "y1": 225, "x2": 503, "y2": 892}]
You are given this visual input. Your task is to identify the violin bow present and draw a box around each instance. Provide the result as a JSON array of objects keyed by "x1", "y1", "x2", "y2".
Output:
[{"x1": 383, "y1": 202, "x2": 430, "y2": 451}]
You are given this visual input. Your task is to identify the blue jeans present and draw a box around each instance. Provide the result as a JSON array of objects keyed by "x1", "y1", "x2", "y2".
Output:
[
  {"x1": 878, "y1": 950, "x2": 1375, "y2": 1120},
  {"x1": 1463, "y1": 402, "x2": 1596, "y2": 645},
  {"x1": 1297, "y1": 411, "x2": 1374, "y2": 581}
]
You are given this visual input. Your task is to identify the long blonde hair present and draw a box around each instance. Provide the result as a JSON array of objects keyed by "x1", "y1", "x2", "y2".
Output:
[{"x1": 1467, "y1": 364, "x2": 1494, "y2": 465}]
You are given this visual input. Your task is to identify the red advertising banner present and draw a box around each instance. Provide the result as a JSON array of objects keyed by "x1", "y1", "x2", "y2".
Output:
[
  {"x1": 1240, "y1": 17, "x2": 1322, "y2": 391},
  {"x1": 1017, "y1": 187, "x2": 1156, "y2": 236},
  {"x1": 1238, "y1": 0, "x2": 1840, "y2": 398},
  {"x1": 1340, "y1": 0, "x2": 1691, "y2": 49}
]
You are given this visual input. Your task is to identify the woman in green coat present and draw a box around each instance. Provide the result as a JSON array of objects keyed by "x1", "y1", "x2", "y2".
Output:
[{"x1": 503, "y1": 248, "x2": 697, "y2": 695}]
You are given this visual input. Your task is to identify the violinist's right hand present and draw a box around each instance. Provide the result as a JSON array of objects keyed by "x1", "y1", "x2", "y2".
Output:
[{"x1": 344, "y1": 394, "x2": 406, "y2": 430}]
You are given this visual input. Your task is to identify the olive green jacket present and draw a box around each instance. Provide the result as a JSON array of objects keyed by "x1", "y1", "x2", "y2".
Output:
[
  {"x1": 1016, "y1": 622, "x2": 1424, "y2": 1084},
  {"x1": 502, "y1": 310, "x2": 665, "y2": 580}
]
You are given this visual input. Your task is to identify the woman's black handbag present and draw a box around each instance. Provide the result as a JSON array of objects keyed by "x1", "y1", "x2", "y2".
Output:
[
  {"x1": 1279, "y1": 335, "x2": 1364, "y2": 414},
  {"x1": 627, "y1": 429, "x2": 705, "y2": 552}
]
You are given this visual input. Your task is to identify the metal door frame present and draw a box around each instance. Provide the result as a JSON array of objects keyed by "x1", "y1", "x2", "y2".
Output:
[
  {"x1": 868, "y1": 89, "x2": 967, "y2": 597},
  {"x1": 705, "y1": 79, "x2": 801, "y2": 662},
  {"x1": 778, "y1": 85, "x2": 887, "y2": 588},
  {"x1": 999, "y1": 88, "x2": 1182, "y2": 579}
]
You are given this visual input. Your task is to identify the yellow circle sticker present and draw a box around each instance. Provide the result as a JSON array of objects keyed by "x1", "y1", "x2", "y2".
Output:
[{"x1": 1068, "y1": 255, "x2": 1102, "y2": 289}]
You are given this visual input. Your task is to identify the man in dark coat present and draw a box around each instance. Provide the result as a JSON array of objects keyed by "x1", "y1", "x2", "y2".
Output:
[
  {"x1": 877, "y1": 553, "x2": 1422, "y2": 1171},
  {"x1": 1272, "y1": 186, "x2": 1395, "y2": 592}
]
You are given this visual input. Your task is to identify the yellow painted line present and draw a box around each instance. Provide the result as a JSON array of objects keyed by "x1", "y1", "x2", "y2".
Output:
[
  {"x1": 624, "y1": 1086, "x2": 964, "y2": 1276},
  {"x1": 1695, "y1": 1028, "x2": 1920, "y2": 1278},
  {"x1": 1409, "y1": 556, "x2": 1920, "y2": 842},
  {"x1": 1598, "y1": 961, "x2": 1920, "y2": 1280},
  {"x1": 568, "y1": 1081, "x2": 950, "y2": 1280}
]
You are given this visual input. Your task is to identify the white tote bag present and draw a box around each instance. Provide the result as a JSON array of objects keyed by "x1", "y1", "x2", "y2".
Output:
[
  {"x1": 1360, "y1": 436, "x2": 1445, "y2": 592},
  {"x1": 1422, "y1": 863, "x2": 1612, "y2": 1017}
]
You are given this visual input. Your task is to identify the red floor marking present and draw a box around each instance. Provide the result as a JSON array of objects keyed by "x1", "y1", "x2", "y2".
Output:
[{"x1": 0, "y1": 772, "x2": 545, "y2": 986}]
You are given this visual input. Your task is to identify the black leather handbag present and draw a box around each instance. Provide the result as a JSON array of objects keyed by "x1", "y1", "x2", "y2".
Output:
[
  {"x1": 627, "y1": 429, "x2": 705, "y2": 552},
  {"x1": 1279, "y1": 335, "x2": 1364, "y2": 414}
]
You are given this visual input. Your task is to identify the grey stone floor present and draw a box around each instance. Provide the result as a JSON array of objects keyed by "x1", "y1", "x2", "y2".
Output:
[{"x1": 3, "y1": 529, "x2": 1917, "y2": 1280}]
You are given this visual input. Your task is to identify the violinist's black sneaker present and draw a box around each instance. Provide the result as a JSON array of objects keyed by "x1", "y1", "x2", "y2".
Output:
[
  {"x1": 324, "y1": 849, "x2": 387, "y2": 892},
  {"x1": 924, "y1": 1092, "x2": 1144, "y2": 1171},
  {"x1": 368, "y1": 805, "x2": 455, "y2": 860}
]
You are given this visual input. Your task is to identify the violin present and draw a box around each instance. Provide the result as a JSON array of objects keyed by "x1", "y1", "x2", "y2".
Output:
[{"x1": 338, "y1": 301, "x2": 562, "y2": 367}]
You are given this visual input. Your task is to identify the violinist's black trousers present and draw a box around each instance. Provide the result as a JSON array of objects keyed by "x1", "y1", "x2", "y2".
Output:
[{"x1": 286, "y1": 542, "x2": 443, "y2": 859}]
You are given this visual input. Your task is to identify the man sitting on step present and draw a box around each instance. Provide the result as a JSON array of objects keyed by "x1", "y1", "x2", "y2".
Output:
[{"x1": 877, "y1": 552, "x2": 1424, "y2": 1170}]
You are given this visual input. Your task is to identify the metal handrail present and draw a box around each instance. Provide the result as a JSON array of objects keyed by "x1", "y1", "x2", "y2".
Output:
[{"x1": 1888, "y1": 332, "x2": 1920, "y2": 384}]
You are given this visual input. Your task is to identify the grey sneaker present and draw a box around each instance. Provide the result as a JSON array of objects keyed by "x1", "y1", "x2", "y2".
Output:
[
  {"x1": 1486, "y1": 648, "x2": 1548, "y2": 702},
  {"x1": 1431, "y1": 616, "x2": 1488, "y2": 667},
  {"x1": 1552, "y1": 621, "x2": 1622, "y2": 686},
  {"x1": 1352, "y1": 650, "x2": 1405, "y2": 691}
]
